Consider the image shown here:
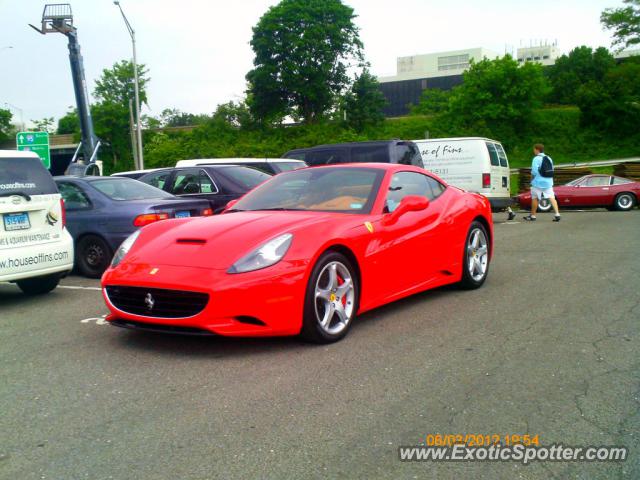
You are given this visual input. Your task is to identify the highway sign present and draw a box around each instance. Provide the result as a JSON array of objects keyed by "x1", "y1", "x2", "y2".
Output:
[{"x1": 16, "y1": 131, "x2": 51, "y2": 169}]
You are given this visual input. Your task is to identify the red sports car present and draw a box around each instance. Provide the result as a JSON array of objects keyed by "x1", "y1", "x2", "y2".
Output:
[
  {"x1": 101, "y1": 164, "x2": 493, "y2": 343},
  {"x1": 518, "y1": 174, "x2": 639, "y2": 212}
]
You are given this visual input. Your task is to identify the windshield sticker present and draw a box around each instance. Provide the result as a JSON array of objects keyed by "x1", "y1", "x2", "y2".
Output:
[{"x1": 350, "y1": 203, "x2": 363, "y2": 209}]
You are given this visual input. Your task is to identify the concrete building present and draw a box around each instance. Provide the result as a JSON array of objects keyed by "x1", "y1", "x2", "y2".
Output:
[
  {"x1": 378, "y1": 48, "x2": 500, "y2": 117},
  {"x1": 516, "y1": 43, "x2": 561, "y2": 66}
]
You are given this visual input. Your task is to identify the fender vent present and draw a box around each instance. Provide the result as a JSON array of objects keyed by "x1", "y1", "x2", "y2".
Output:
[
  {"x1": 235, "y1": 316, "x2": 266, "y2": 326},
  {"x1": 176, "y1": 238, "x2": 207, "y2": 244}
]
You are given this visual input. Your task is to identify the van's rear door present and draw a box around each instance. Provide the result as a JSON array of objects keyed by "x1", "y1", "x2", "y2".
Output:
[{"x1": 484, "y1": 142, "x2": 510, "y2": 196}]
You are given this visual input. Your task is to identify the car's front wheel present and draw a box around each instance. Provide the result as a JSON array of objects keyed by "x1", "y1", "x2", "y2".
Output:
[
  {"x1": 77, "y1": 235, "x2": 112, "y2": 278},
  {"x1": 459, "y1": 221, "x2": 490, "y2": 290},
  {"x1": 16, "y1": 273, "x2": 61, "y2": 295},
  {"x1": 614, "y1": 193, "x2": 635, "y2": 211},
  {"x1": 301, "y1": 251, "x2": 359, "y2": 343}
]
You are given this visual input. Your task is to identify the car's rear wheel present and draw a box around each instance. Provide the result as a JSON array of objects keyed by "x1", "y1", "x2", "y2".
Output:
[
  {"x1": 301, "y1": 251, "x2": 359, "y2": 343},
  {"x1": 614, "y1": 193, "x2": 635, "y2": 211},
  {"x1": 77, "y1": 235, "x2": 112, "y2": 278},
  {"x1": 459, "y1": 221, "x2": 490, "y2": 290},
  {"x1": 16, "y1": 273, "x2": 61, "y2": 295},
  {"x1": 537, "y1": 198, "x2": 552, "y2": 212}
]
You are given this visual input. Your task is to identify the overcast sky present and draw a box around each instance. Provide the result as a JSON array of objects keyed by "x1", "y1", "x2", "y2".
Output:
[{"x1": 0, "y1": 0, "x2": 621, "y2": 127}]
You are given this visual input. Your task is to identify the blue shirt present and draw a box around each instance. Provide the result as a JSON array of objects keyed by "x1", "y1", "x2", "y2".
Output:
[{"x1": 531, "y1": 153, "x2": 553, "y2": 189}]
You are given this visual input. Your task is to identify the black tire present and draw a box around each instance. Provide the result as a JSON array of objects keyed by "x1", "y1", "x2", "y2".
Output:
[
  {"x1": 459, "y1": 221, "x2": 491, "y2": 290},
  {"x1": 300, "y1": 251, "x2": 359, "y2": 344},
  {"x1": 76, "y1": 235, "x2": 112, "y2": 278},
  {"x1": 537, "y1": 198, "x2": 552, "y2": 212},
  {"x1": 614, "y1": 193, "x2": 636, "y2": 212},
  {"x1": 16, "y1": 273, "x2": 60, "y2": 295}
]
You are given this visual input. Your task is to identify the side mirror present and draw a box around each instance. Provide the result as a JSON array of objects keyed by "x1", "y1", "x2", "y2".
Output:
[{"x1": 383, "y1": 195, "x2": 429, "y2": 225}]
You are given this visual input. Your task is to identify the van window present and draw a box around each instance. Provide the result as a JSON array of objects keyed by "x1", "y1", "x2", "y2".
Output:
[
  {"x1": 494, "y1": 144, "x2": 509, "y2": 168},
  {"x1": 485, "y1": 143, "x2": 500, "y2": 167},
  {"x1": 351, "y1": 145, "x2": 389, "y2": 163},
  {"x1": 0, "y1": 157, "x2": 58, "y2": 196},
  {"x1": 306, "y1": 149, "x2": 348, "y2": 166},
  {"x1": 396, "y1": 143, "x2": 423, "y2": 167}
]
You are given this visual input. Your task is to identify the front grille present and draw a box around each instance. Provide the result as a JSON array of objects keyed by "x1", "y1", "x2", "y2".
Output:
[{"x1": 105, "y1": 285, "x2": 209, "y2": 318}]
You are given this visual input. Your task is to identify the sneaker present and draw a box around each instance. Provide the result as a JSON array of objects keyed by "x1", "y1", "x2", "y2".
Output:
[
  {"x1": 523, "y1": 215, "x2": 537, "y2": 221},
  {"x1": 553, "y1": 215, "x2": 561, "y2": 222},
  {"x1": 508, "y1": 211, "x2": 516, "y2": 221}
]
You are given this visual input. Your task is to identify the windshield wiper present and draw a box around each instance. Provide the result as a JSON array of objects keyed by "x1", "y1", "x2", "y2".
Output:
[{"x1": 0, "y1": 192, "x2": 32, "y2": 201}]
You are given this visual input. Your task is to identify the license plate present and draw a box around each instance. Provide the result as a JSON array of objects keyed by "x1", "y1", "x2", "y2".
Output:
[
  {"x1": 175, "y1": 211, "x2": 191, "y2": 218},
  {"x1": 4, "y1": 212, "x2": 31, "y2": 231}
]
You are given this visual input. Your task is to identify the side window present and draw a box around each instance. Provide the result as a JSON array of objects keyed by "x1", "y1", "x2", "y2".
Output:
[
  {"x1": 144, "y1": 171, "x2": 170, "y2": 189},
  {"x1": 612, "y1": 176, "x2": 631, "y2": 185},
  {"x1": 485, "y1": 143, "x2": 500, "y2": 166},
  {"x1": 385, "y1": 172, "x2": 432, "y2": 213},
  {"x1": 198, "y1": 170, "x2": 217, "y2": 194},
  {"x1": 494, "y1": 144, "x2": 509, "y2": 168},
  {"x1": 306, "y1": 149, "x2": 348, "y2": 166},
  {"x1": 584, "y1": 176, "x2": 610, "y2": 187},
  {"x1": 351, "y1": 145, "x2": 389, "y2": 163},
  {"x1": 172, "y1": 170, "x2": 200, "y2": 194},
  {"x1": 58, "y1": 182, "x2": 91, "y2": 210},
  {"x1": 425, "y1": 176, "x2": 446, "y2": 199}
]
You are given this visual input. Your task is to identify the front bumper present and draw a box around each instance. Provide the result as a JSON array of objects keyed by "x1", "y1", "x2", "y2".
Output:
[{"x1": 102, "y1": 260, "x2": 309, "y2": 337}]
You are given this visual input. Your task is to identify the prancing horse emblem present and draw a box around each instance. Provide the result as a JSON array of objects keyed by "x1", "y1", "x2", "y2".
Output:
[{"x1": 145, "y1": 293, "x2": 155, "y2": 311}]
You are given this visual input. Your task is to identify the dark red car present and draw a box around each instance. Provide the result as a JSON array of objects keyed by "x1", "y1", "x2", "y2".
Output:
[{"x1": 518, "y1": 174, "x2": 640, "y2": 212}]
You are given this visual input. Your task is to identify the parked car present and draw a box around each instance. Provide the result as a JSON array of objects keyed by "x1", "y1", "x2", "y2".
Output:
[
  {"x1": 175, "y1": 158, "x2": 306, "y2": 174},
  {"x1": 55, "y1": 176, "x2": 212, "y2": 278},
  {"x1": 414, "y1": 137, "x2": 512, "y2": 212},
  {"x1": 102, "y1": 163, "x2": 493, "y2": 343},
  {"x1": 517, "y1": 174, "x2": 640, "y2": 212},
  {"x1": 0, "y1": 151, "x2": 74, "y2": 294},
  {"x1": 137, "y1": 164, "x2": 272, "y2": 212},
  {"x1": 111, "y1": 168, "x2": 168, "y2": 180},
  {"x1": 283, "y1": 140, "x2": 424, "y2": 168}
]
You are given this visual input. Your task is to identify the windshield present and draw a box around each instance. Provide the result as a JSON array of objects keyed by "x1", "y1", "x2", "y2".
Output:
[
  {"x1": 0, "y1": 157, "x2": 58, "y2": 195},
  {"x1": 231, "y1": 167, "x2": 384, "y2": 214},
  {"x1": 565, "y1": 176, "x2": 588, "y2": 186},
  {"x1": 91, "y1": 178, "x2": 174, "y2": 201}
]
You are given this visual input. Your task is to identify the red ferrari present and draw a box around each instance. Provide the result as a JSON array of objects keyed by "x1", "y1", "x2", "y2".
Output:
[
  {"x1": 518, "y1": 174, "x2": 639, "y2": 212},
  {"x1": 101, "y1": 164, "x2": 493, "y2": 343}
]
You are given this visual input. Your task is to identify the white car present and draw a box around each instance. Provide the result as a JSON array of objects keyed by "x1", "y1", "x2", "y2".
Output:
[
  {"x1": 0, "y1": 150, "x2": 74, "y2": 294},
  {"x1": 414, "y1": 137, "x2": 512, "y2": 212}
]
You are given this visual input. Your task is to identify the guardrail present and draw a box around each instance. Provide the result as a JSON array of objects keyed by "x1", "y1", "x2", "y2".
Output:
[{"x1": 510, "y1": 157, "x2": 640, "y2": 174}]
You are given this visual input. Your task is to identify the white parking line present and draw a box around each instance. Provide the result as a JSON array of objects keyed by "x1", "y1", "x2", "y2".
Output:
[{"x1": 58, "y1": 285, "x2": 102, "y2": 291}]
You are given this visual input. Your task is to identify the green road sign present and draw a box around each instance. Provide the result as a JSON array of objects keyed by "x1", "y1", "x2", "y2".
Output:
[{"x1": 16, "y1": 131, "x2": 51, "y2": 169}]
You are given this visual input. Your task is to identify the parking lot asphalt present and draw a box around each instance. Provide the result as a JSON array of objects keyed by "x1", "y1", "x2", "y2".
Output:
[{"x1": 1, "y1": 210, "x2": 638, "y2": 480}]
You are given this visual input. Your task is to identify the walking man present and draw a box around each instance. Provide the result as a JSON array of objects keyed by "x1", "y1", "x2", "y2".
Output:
[{"x1": 523, "y1": 144, "x2": 561, "y2": 222}]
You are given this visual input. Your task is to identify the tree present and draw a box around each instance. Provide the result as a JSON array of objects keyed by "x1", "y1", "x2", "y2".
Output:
[
  {"x1": 547, "y1": 46, "x2": 616, "y2": 104},
  {"x1": 576, "y1": 57, "x2": 640, "y2": 135},
  {"x1": 57, "y1": 108, "x2": 80, "y2": 134},
  {"x1": 30, "y1": 117, "x2": 55, "y2": 133},
  {"x1": 155, "y1": 108, "x2": 211, "y2": 128},
  {"x1": 0, "y1": 108, "x2": 13, "y2": 142},
  {"x1": 246, "y1": 0, "x2": 363, "y2": 123},
  {"x1": 447, "y1": 55, "x2": 548, "y2": 140},
  {"x1": 601, "y1": 0, "x2": 640, "y2": 50},
  {"x1": 410, "y1": 88, "x2": 451, "y2": 116},
  {"x1": 94, "y1": 60, "x2": 149, "y2": 106},
  {"x1": 342, "y1": 69, "x2": 386, "y2": 131}
]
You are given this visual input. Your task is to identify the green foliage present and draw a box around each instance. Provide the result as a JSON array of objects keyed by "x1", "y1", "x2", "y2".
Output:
[
  {"x1": 153, "y1": 108, "x2": 211, "y2": 128},
  {"x1": 547, "y1": 46, "x2": 616, "y2": 104},
  {"x1": 94, "y1": 60, "x2": 149, "y2": 106},
  {"x1": 409, "y1": 88, "x2": 451, "y2": 116},
  {"x1": 342, "y1": 69, "x2": 386, "y2": 132},
  {"x1": 447, "y1": 55, "x2": 548, "y2": 144},
  {"x1": 0, "y1": 108, "x2": 13, "y2": 142},
  {"x1": 601, "y1": 0, "x2": 640, "y2": 50},
  {"x1": 57, "y1": 108, "x2": 80, "y2": 135},
  {"x1": 246, "y1": 0, "x2": 363, "y2": 123},
  {"x1": 576, "y1": 58, "x2": 640, "y2": 135},
  {"x1": 30, "y1": 117, "x2": 55, "y2": 133}
]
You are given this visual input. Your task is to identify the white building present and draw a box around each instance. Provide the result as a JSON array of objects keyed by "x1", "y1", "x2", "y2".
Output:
[
  {"x1": 378, "y1": 47, "x2": 501, "y2": 83},
  {"x1": 516, "y1": 44, "x2": 561, "y2": 66}
]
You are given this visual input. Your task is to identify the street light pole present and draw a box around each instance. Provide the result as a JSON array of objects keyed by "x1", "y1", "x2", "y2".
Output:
[
  {"x1": 114, "y1": 1, "x2": 144, "y2": 170},
  {"x1": 4, "y1": 102, "x2": 24, "y2": 131}
]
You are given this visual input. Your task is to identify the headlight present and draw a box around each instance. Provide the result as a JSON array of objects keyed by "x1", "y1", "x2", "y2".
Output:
[
  {"x1": 228, "y1": 233, "x2": 293, "y2": 274},
  {"x1": 111, "y1": 230, "x2": 141, "y2": 267}
]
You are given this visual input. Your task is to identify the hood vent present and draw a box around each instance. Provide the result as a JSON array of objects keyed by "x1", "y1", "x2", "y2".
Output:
[{"x1": 176, "y1": 238, "x2": 207, "y2": 245}]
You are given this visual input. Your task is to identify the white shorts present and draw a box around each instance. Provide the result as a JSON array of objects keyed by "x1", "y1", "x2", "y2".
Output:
[{"x1": 531, "y1": 186, "x2": 555, "y2": 201}]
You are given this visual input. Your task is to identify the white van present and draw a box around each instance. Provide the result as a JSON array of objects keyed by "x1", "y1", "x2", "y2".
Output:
[
  {"x1": 0, "y1": 151, "x2": 74, "y2": 294},
  {"x1": 413, "y1": 137, "x2": 512, "y2": 211}
]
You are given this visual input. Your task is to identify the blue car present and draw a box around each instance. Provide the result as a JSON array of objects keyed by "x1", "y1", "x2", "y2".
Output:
[{"x1": 55, "y1": 176, "x2": 212, "y2": 278}]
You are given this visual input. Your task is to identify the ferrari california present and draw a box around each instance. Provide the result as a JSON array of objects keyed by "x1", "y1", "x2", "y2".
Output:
[
  {"x1": 101, "y1": 164, "x2": 493, "y2": 343},
  {"x1": 518, "y1": 174, "x2": 639, "y2": 212}
]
